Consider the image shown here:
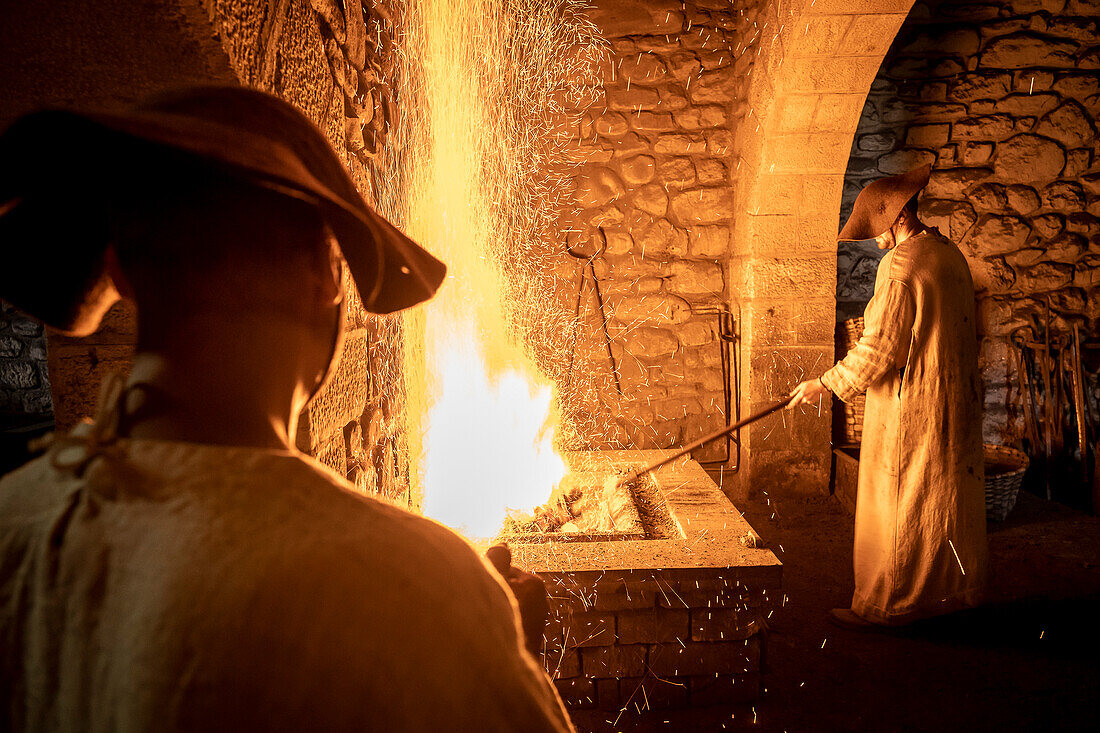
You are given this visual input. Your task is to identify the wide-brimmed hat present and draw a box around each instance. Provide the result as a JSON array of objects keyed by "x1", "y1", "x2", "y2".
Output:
[
  {"x1": 838, "y1": 164, "x2": 931, "y2": 242},
  {"x1": 0, "y1": 85, "x2": 446, "y2": 335}
]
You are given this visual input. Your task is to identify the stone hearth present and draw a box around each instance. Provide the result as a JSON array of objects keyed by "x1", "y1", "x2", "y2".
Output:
[{"x1": 509, "y1": 450, "x2": 781, "y2": 711}]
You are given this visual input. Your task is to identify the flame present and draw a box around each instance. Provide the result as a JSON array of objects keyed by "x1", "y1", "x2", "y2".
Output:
[{"x1": 399, "y1": 0, "x2": 586, "y2": 538}]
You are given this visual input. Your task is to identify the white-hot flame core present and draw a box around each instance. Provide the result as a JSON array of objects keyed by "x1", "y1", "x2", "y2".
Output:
[{"x1": 421, "y1": 325, "x2": 566, "y2": 538}]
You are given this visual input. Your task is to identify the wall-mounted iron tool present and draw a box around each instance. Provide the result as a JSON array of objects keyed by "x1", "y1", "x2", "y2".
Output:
[{"x1": 565, "y1": 226, "x2": 621, "y2": 396}]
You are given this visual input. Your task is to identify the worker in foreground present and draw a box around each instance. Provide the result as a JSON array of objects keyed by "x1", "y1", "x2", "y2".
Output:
[
  {"x1": 789, "y1": 165, "x2": 987, "y2": 630},
  {"x1": 0, "y1": 87, "x2": 572, "y2": 732}
]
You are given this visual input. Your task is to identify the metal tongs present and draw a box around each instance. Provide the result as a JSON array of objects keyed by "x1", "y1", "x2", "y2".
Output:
[{"x1": 565, "y1": 226, "x2": 621, "y2": 395}]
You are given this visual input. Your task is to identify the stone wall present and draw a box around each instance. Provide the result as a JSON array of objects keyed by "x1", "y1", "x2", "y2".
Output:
[
  {"x1": 838, "y1": 0, "x2": 1100, "y2": 443},
  {"x1": 0, "y1": 303, "x2": 51, "y2": 416},
  {"x1": 557, "y1": 0, "x2": 766, "y2": 462}
]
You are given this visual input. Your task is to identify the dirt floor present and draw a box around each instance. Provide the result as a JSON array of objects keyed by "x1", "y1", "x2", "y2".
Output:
[{"x1": 569, "y1": 490, "x2": 1100, "y2": 732}]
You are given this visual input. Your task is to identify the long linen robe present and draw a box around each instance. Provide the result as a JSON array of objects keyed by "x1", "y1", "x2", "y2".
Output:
[
  {"x1": 822, "y1": 228, "x2": 986, "y2": 625},
  {"x1": 0, "y1": 416, "x2": 573, "y2": 731}
]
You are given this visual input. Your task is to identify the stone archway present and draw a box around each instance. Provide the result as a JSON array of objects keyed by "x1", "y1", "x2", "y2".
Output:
[{"x1": 729, "y1": 0, "x2": 917, "y2": 498}]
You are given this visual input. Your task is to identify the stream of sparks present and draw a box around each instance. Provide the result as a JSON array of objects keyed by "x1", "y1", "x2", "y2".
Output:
[{"x1": 396, "y1": 0, "x2": 601, "y2": 538}]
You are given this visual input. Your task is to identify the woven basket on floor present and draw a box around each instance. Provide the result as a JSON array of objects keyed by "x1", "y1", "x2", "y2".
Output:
[
  {"x1": 840, "y1": 317, "x2": 866, "y2": 444},
  {"x1": 984, "y1": 444, "x2": 1028, "y2": 522}
]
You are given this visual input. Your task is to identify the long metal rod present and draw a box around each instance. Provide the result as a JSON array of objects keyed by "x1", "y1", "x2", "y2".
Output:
[{"x1": 619, "y1": 396, "x2": 795, "y2": 485}]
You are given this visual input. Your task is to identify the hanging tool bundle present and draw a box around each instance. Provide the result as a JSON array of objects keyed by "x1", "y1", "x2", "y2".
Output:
[{"x1": 1011, "y1": 304, "x2": 1097, "y2": 510}]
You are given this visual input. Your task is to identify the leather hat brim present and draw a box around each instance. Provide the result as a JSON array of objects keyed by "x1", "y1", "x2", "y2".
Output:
[
  {"x1": 0, "y1": 98, "x2": 445, "y2": 333},
  {"x1": 838, "y1": 164, "x2": 932, "y2": 242}
]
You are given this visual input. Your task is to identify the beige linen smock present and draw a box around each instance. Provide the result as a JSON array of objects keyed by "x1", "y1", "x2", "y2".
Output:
[
  {"x1": 822, "y1": 229, "x2": 987, "y2": 625},
  {"x1": 0, "y1": 392, "x2": 573, "y2": 732}
]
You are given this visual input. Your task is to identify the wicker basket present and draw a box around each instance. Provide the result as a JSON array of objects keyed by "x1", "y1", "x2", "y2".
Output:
[
  {"x1": 840, "y1": 317, "x2": 866, "y2": 444},
  {"x1": 984, "y1": 444, "x2": 1029, "y2": 522}
]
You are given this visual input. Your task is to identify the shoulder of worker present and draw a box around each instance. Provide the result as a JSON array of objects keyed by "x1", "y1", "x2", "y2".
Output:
[
  {"x1": 221, "y1": 451, "x2": 573, "y2": 731},
  {"x1": 886, "y1": 227, "x2": 967, "y2": 284},
  {"x1": 0, "y1": 450, "x2": 85, "y2": 521}
]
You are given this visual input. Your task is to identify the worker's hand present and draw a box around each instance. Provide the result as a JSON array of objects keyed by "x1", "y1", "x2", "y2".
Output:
[
  {"x1": 789, "y1": 378, "x2": 831, "y2": 408},
  {"x1": 486, "y1": 544, "x2": 550, "y2": 658}
]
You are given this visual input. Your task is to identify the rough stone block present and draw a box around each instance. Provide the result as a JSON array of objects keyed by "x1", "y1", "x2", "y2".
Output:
[
  {"x1": 1014, "y1": 261, "x2": 1073, "y2": 291},
  {"x1": 678, "y1": 321, "x2": 715, "y2": 348},
  {"x1": 968, "y1": 254, "x2": 1016, "y2": 294},
  {"x1": 689, "y1": 673, "x2": 761, "y2": 706},
  {"x1": 607, "y1": 86, "x2": 661, "y2": 111},
  {"x1": 675, "y1": 105, "x2": 727, "y2": 129},
  {"x1": 910, "y1": 122, "x2": 954, "y2": 148},
  {"x1": 654, "y1": 134, "x2": 705, "y2": 155},
  {"x1": 775, "y1": 93, "x2": 820, "y2": 133},
  {"x1": 612, "y1": 294, "x2": 691, "y2": 325},
  {"x1": 622, "y1": 327, "x2": 680, "y2": 359},
  {"x1": 900, "y1": 26, "x2": 980, "y2": 56},
  {"x1": 762, "y1": 133, "x2": 852, "y2": 174},
  {"x1": 690, "y1": 67, "x2": 737, "y2": 104},
  {"x1": 961, "y1": 214, "x2": 1032, "y2": 256},
  {"x1": 545, "y1": 649, "x2": 581, "y2": 679},
  {"x1": 921, "y1": 198, "x2": 978, "y2": 241},
  {"x1": 705, "y1": 130, "x2": 734, "y2": 156},
  {"x1": 948, "y1": 72, "x2": 1013, "y2": 103},
  {"x1": 593, "y1": 586, "x2": 657, "y2": 611},
  {"x1": 980, "y1": 32, "x2": 1078, "y2": 69},
  {"x1": 588, "y1": 0, "x2": 683, "y2": 37},
  {"x1": 634, "y1": 183, "x2": 669, "y2": 217},
  {"x1": 747, "y1": 299, "x2": 836, "y2": 347},
  {"x1": 994, "y1": 92, "x2": 1060, "y2": 117},
  {"x1": 619, "y1": 676, "x2": 689, "y2": 708},
  {"x1": 595, "y1": 678, "x2": 621, "y2": 711},
  {"x1": 858, "y1": 132, "x2": 896, "y2": 153},
  {"x1": 655, "y1": 157, "x2": 696, "y2": 188},
  {"x1": 745, "y1": 257, "x2": 837, "y2": 300},
  {"x1": 568, "y1": 611, "x2": 617, "y2": 647},
  {"x1": 582, "y1": 644, "x2": 649, "y2": 678},
  {"x1": 647, "y1": 639, "x2": 760, "y2": 676},
  {"x1": 636, "y1": 218, "x2": 690, "y2": 257},
  {"x1": 746, "y1": 448, "x2": 832, "y2": 497},
  {"x1": 960, "y1": 141, "x2": 995, "y2": 165},
  {"x1": 575, "y1": 169, "x2": 625, "y2": 208},
  {"x1": 670, "y1": 188, "x2": 734, "y2": 224},
  {"x1": 812, "y1": 93, "x2": 867, "y2": 133},
  {"x1": 696, "y1": 159, "x2": 727, "y2": 186},
  {"x1": 667, "y1": 261, "x2": 724, "y2": 295},
  {"x1": 926, "y1": 167, "x2": 992, "y2": 198},
  {"x1": 554, "y1": 677, "x2": 596, "y2": 708},
  {"x1": 628, "y1": 110, "x2": 676, "y2": 131},
  {"x1": 955, "y1": 115, "x2": 1016, "y2": 141},
  {"x1": 689, "y1": 226, "x2": 730, "y2": 257},
  {"x1": 659, "y1": 87, "x2": 690, "y2": 110},
  {"x1": 970, "y1": 183, "x2": 1009, "y2": 211},
  {"x1": 619, "y1": 52, "x2": 669, "y2": 85},
  {"x1": 1035, "y1": 101, "x2": 1096, "y2": 148},
  {"x1": 617, "y1": 608, "x2": 690, "y2": 644},
  {"x1": 691, "y1": 608, "x2": 760, "y2": 642}
]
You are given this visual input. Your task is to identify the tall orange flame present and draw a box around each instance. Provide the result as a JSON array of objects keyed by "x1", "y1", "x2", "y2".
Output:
[{"x1": 399, "y1": 0, "x2": 599, "y2": 538}]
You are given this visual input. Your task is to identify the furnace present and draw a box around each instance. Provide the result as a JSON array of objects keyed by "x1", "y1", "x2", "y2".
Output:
[{"x1": 508, "y1": 451, "x2": 781, "y2": 711}]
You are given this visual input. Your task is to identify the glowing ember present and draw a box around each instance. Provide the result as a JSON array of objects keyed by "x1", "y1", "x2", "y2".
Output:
[{"x1": 389, "y1": 0, "x2": 602, "y2": 538}]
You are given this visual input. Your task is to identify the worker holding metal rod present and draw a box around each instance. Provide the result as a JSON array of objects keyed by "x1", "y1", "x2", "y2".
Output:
[{"x1": 789, "y1": 165, "x2": 987, "y2": 631}]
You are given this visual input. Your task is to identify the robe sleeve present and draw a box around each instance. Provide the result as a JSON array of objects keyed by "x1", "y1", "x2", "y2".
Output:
[{"x1": 821, "y1": 278, "x2": 915, "y2": 403}]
